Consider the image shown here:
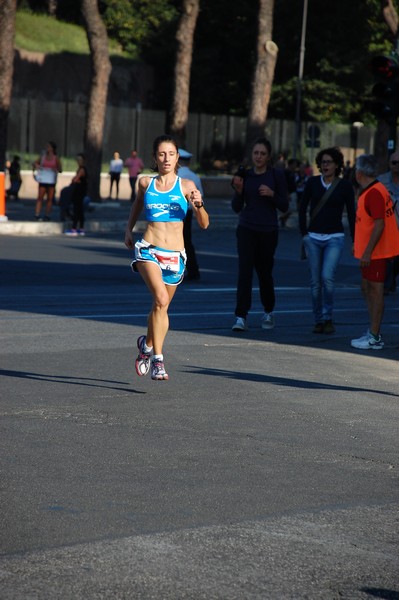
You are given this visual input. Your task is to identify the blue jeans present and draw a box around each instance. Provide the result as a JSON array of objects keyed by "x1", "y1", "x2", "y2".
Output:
[{"x1": 302, "y1": 234, "x2": 345, "y2": 323}]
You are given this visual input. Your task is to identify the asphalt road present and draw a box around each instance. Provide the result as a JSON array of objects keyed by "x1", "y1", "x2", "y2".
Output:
[{"x1": 0, "y1": 226, "x2": 398, "y2": 599}]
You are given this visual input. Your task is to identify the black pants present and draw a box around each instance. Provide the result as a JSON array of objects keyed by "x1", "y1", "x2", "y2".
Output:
[
  {"x1": 110, "y1": 172, "x2": 121, "y2": 197},
  {"x1": 72, "y1": 187, "x2": 85, "y2": 229},
  {"x1": 235, "y1": 225, "x2": 278, "y2": 317},
  {"x1": 183, "y1": 209, "x2": 200, "y2": 277},
  {"x1": 129, "y1": 176, "x2": 138, "y2": 202}
]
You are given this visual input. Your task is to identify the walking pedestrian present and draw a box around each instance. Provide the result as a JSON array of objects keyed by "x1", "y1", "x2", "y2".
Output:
[
  {"x1": 124, "y1": 135, "x2": 209, "y2": 381},
  {"x1": 231, "y1": 137, "x2": 289, "y2": 331},
  {"x1": 299, "y1": 146, "x2": 356, "y2": 334}
]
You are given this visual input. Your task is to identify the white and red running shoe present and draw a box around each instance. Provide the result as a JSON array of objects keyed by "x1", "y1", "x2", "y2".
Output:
[
  {"x1": 135, "y1": 335, "x2": 151, "y2": 376},
  {"x1": 151, "y1": 359, "x2": 169, "y2": 381}
]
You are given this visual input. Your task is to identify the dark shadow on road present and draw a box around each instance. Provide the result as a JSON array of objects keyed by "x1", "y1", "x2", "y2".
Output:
[
  {"x1": 182, "y1": 365, "x2": 399, "y2": 398},
  {"x1": 0, "y1": 369, "x2": 144, "y2": 394},
  {"x1": 361, "y1": 588, "x2": 399, "y2": 600}
]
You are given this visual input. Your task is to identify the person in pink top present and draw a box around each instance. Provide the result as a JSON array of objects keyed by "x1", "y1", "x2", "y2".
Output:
[
  {"x1": 124, "y1": 149, "x2": 144, "y2": 202},
  {"x1": 32, "y1": 141, "x2": 62, "y2": 221}
]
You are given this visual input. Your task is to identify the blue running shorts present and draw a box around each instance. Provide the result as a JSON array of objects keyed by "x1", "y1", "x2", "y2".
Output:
[{"x1": 131, "y1": 239, "x2": 187, "y2": 286}]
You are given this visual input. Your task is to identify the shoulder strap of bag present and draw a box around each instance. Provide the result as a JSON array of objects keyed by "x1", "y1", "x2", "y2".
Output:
[{"x1": 309, "y1": 177, "x2": 341, "y2": 224}]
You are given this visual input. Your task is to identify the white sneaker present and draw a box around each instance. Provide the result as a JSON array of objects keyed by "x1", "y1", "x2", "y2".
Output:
[
  {"x1": 261, "y1": 312, "x2": 275, "y2": 329},
  {"x1": 350, "y1": 329, "x2": 369, "y2": 344},
  {"x1": 151, "y1": 358, "x2": 169, "y2": 381},
  {"x1": 351, "y1": 331, "x2": 384, "y2": 350},
  {"x1": 232, "y1": 317, "x2": 248, "y2": 331}
]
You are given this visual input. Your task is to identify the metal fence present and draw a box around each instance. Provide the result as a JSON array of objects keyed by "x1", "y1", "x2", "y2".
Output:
[{"x1": 8, "y1": 98, "x2": 378, "y2": 169}]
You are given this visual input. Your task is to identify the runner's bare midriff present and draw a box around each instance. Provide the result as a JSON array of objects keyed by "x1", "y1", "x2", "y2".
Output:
[{"x1": 143, "y1": 221, "x2": 184, "y2": 251}]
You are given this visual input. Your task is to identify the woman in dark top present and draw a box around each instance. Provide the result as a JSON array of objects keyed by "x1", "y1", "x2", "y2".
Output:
[
  {"x1": 65, "y1": 153, "x2": 87, "y2": 236},
  {"x1": 231, "y1": 137, "x2": 289, "y2": 331},
  {"x1": 299, "y1": 146, "x2": 356, "y2": 334}
]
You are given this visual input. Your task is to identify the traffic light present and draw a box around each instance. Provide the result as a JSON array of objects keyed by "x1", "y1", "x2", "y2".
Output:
[{"x1": 368, "y1": 53, "x2": 399, "y2": 147}]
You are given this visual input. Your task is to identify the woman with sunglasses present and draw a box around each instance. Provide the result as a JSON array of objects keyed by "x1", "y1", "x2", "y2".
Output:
[{"x1": 299, "y1": 146, "x2": 356, "y2": 334}]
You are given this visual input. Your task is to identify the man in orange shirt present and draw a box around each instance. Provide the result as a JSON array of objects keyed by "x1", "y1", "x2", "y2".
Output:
[{"x1": 351, "y1": 154, "x2": 399, "y2": 350}]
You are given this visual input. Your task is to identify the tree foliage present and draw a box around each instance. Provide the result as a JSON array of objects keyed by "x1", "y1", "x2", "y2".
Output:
[
  {"x1": 101, "y1": 0, "x2": 178, "y2": 57},
  {"x1": 16, "y1": 0, "x2": 399, "y2": 124},
  {"x1": 270, "y1": 0, "x2": 396, "y2": 124}
]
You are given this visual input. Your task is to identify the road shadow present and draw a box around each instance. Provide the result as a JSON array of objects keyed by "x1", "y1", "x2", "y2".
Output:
[
  {"x1": 0, "y1": 368, "x2": 144, "y2": 394},
  {"x1": 182, "y1": 365, "x2": 399, "y2": 398}
]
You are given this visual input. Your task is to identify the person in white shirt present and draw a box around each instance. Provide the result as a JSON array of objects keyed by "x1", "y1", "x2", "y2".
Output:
[{"x1": 109, "y1": 151, "x2": 124, "y2": 200}]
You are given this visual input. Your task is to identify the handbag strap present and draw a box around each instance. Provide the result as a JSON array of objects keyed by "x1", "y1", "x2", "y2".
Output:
[{"x1": 309, "y1": 177, "x2": 340, "y2": 225}]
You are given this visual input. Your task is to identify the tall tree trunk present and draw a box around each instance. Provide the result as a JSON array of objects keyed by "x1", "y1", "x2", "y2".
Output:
[
  {"x1": 246, "y1": 0, "x2": 278, "y2": 153},
  {"x1": 81, "y1": 0, "x2": 111, "y2": 201},
  {"x1": 169, "y1": 0, "x2": 200, "y2": 146},
  {"x1": 0, "y1": 0, "x2": 17, "y2": 172}
]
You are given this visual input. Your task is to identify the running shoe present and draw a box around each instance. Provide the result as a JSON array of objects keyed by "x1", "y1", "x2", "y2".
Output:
[
  {"x1": 151, "y1": 359, "x2": 169, "y2": 381},
  {"x1": 135, "y1": 335, "x2": 151, "y2": 376},
  {"x1": 232, "y1": 317, "x2": 248, "y2": 331},
  {"x1": 65, "y1": 229, "x2": 78, "y2": 236},
  {"x1": 351, "y1": 331, "x2": 384, "y2": 350},
  {"x1": 261, "y1": 312, "x2": 274, "y2": 329},
  {"x1": 350, "y1": 329, "x2": 369, "y2": 344}
]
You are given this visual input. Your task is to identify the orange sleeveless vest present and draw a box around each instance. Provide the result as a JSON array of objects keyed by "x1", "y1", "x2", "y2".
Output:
[{"x1": 354, "y1": 181, "x2": 399, "y2": 259}]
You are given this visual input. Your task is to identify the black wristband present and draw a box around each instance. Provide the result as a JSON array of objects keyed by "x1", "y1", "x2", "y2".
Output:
[{"x1": 195, "y1": 202, "x2": 204, "y2": 209}]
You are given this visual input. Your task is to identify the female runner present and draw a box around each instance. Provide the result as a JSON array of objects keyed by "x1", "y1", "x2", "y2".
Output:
[{"x1": 124, "y1": 135, "x2": 209, "y2": 380}]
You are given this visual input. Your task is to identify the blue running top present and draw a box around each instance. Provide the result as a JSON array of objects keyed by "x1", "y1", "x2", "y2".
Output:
[{"x1": 144, "y1": 176, "x2": 188, "y2": 222}]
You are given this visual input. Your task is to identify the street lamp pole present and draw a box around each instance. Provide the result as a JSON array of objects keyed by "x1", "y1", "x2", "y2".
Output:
[{"x1": 293, "y1": 0, "x2": 309, "y2": 160}]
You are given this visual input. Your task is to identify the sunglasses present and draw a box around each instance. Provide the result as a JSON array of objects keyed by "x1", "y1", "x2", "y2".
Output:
[{"x1": 390, "y1": 160, "x2": 399, "y2": 165}]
